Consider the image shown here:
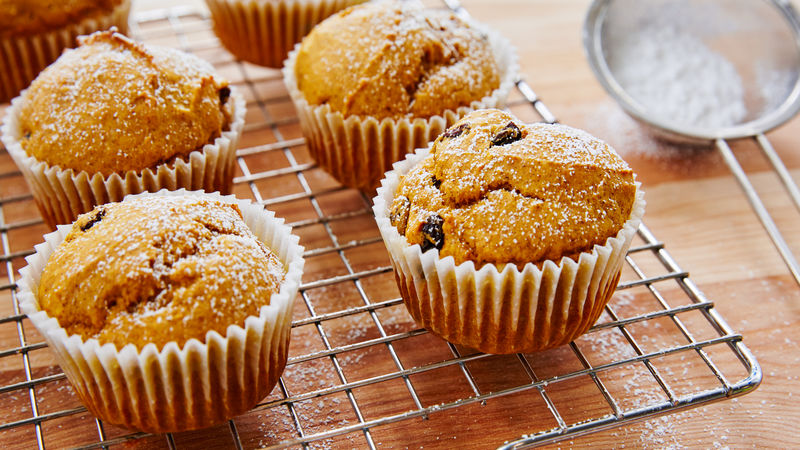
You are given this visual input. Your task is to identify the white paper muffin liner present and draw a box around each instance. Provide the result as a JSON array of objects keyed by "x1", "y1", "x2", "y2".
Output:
[
  {"x1": 373, "y1": 146, "x2": 646, "y2": 354},
  {"x1": 1, "y1": 87, "x2": 246, "y2": 230},
  {"x1": 0, "y1": 0, "x2": 132, "y2": 103},
  {"x1": 16, "y1": 189, "x2": 305, "y2": 433},
  {"x1": 206, "y1": 0, "x2": 366, "y2": 68},
  {"x1": 282, "y1": 19, "x2": 519, "y2": 193}
]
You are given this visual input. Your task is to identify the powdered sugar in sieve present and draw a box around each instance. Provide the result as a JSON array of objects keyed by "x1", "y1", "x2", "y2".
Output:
[{"x1": 584, "y1": 0, "x2": 800, "y2": 284}]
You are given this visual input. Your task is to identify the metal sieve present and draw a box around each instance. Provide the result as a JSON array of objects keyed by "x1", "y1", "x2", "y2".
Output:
[{"x1": 584, "y1": 0, "x2": 800, "y2": 285}]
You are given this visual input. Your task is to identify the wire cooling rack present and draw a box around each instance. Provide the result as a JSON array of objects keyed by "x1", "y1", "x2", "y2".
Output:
[{"x1": 0, "y1": 3, "x2": 761, "y2": 449}]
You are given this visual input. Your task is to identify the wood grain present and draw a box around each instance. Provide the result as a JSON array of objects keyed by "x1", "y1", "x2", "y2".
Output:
[
  {"x1": 461, "y1": 1, "x2": 800, "y2": 448},
  {"x1": 0, "y1": 0, "x2": 797, "y2": 449}
]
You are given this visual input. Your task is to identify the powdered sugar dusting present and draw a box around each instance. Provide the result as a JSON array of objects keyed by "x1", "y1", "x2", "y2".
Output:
[
  {"x1": 37, "y1": 194, "x2": 286, "y2": 349},
  {"x1": 392, "y1": 109, "x2": 637, "y2": 266},
  {"x1": 609, "y1": 24, "x2": 746, "y2": 128},
  {"x1": 18, "y1": 30, "x2": 230, "y2": 174},
  {"x1": 605, "y1": 1, "x2": 747, "y2": 129},
  {"x1": 295, "y1": 0, "x2": 500, "y2": 119}
]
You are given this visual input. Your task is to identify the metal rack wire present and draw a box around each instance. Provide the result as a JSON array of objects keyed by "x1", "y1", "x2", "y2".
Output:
[{"x1": 0, "y1": 4, "x2": 761, "y2": 449}]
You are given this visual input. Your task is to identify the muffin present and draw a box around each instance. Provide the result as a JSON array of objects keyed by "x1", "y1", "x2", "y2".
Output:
[
  {"x1": 0, "y1": 0, "x2": 131, "y2": 103},
  {"x1": 17, "y1": 190, "x2": 305, "y2": 433},
  {"x1": 205, "y1": 0, "x2": 366, "y2": 68},
  {"x1": 373, "y1": 109, "x2": 646, "y2": 354},
  {"x1": 1, "y1": 29, "x2": 246, "y2": 229},
  {"x1": 283, "y1": 0, "x2": 518, "y2": 192}
]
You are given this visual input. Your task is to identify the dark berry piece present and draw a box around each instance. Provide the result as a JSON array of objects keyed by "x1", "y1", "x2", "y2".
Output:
[
  {"x1": 432, "y1": 175, "x2": 442, "y2": 189},
  {"x1": 80, "y1": 207, "x2": 106, "y2": 232},
  {"x1": 390, "y1": 196, "x2": 411, "y2": 235},
  {"x1": 442, "y1": 122, "x2": 470, "y2": 138},
  {"x1": 491, "y1": 122, "x2": 522, "y2": 146},
  {"x1": 218, "y1": 86, "x2": 231, "y2": 105},
  {"x1": 420, "y1": 214, "x2": 444, "y2": 251}
]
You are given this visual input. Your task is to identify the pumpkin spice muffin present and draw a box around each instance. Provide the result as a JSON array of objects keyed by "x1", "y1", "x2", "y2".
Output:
[
  {"x1": 37, "y1": 195, "x2": 286, "y2": 350},
  {"x1": 205, "y1": 0, "x2": 366, "y2": 68},
  {"x1": 292, "y1": 2, "x2": 501, "y2": 119},
  {"x1": 18, "y1": 190, "x2": 305, "y2": 433},
  {"x1": 0, "y1": 0, "x2": 131, "y2": 103},
  {"x1": 374, "y1": 109, "x2": 645, "y2": 354},
  {"x1": 283, "y1": 0, "x2": 517, "y2": 191},
  {"x1": 1, "y1": 29, "x2": 246, "y2": 229}
]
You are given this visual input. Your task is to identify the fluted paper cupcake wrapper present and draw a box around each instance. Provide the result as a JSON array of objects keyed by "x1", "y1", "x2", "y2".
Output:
[
  {"x1": 0, "y1": 0, "x2": 132, "y2": 103},
  {"x1": 282, "y1": 20, "x2": 519, "y2": 193},
  {"x1": 1, "y1": 88, "x2": 246, "y2": 230},
  {"x1": 16, "y1": 189, "x2": 305, "y2": 433},
  {"x1": 206, "y1": 0, "x2": 365, "y2": 68},
  {"x1": 373, "y1": 147, "x2": 646, "y2": 354}
]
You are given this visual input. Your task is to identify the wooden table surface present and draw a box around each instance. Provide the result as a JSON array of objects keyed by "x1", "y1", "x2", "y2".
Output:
[
  {"x1": 458, "y1": 0, "x2": 800, "y2": 448},
  {"x1": 1, "y1": 0, "x2": 798, "y2": 449}
]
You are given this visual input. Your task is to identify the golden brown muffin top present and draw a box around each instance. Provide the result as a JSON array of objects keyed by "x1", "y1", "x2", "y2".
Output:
[
  {"x1": 390, "y1": 109, "x2": 637, "y2": 268},
  {"x1": 293, "y1": 1, "x2": 500, "y2": 120},
  {"x1": 0, "y1": 0, "x2": 124, "y2": 38},
  {"x1": 37, "y1": 195, "x2": 286, "y2": 351},
  {"x1": 17, "y1": 30, "x2": 232, "y2": 176}
]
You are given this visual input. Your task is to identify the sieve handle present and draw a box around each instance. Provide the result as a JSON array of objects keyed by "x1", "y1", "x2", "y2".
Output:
[
  {"x1": 755, "y1": 133, "x2": 800, "y2": 213},
  {"x1": 716, "y1": 138, "x2": 800, "y2": 286}
]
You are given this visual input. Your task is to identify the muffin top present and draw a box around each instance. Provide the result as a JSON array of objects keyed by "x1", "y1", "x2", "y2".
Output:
[
  {"x1": 293, "y1": 0, "x2": 500, "y2": 120},
  {"x1": 0, "y1": 0, "x2": 124, "y2": 38},
  {"x1": 389, "y1": 109, "x2": 637, "y2": 268},
  {"x1": 37, "y1": 194, "x2": 286, "y2": 350},
  {"x1": 17, "y1": 30, "x2": 232, "y2": 176}
]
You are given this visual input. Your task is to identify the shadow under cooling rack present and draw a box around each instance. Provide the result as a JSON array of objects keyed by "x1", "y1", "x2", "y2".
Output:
[{"x1": 0, "y1": 4, "x2": 760, "y2": 449}]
